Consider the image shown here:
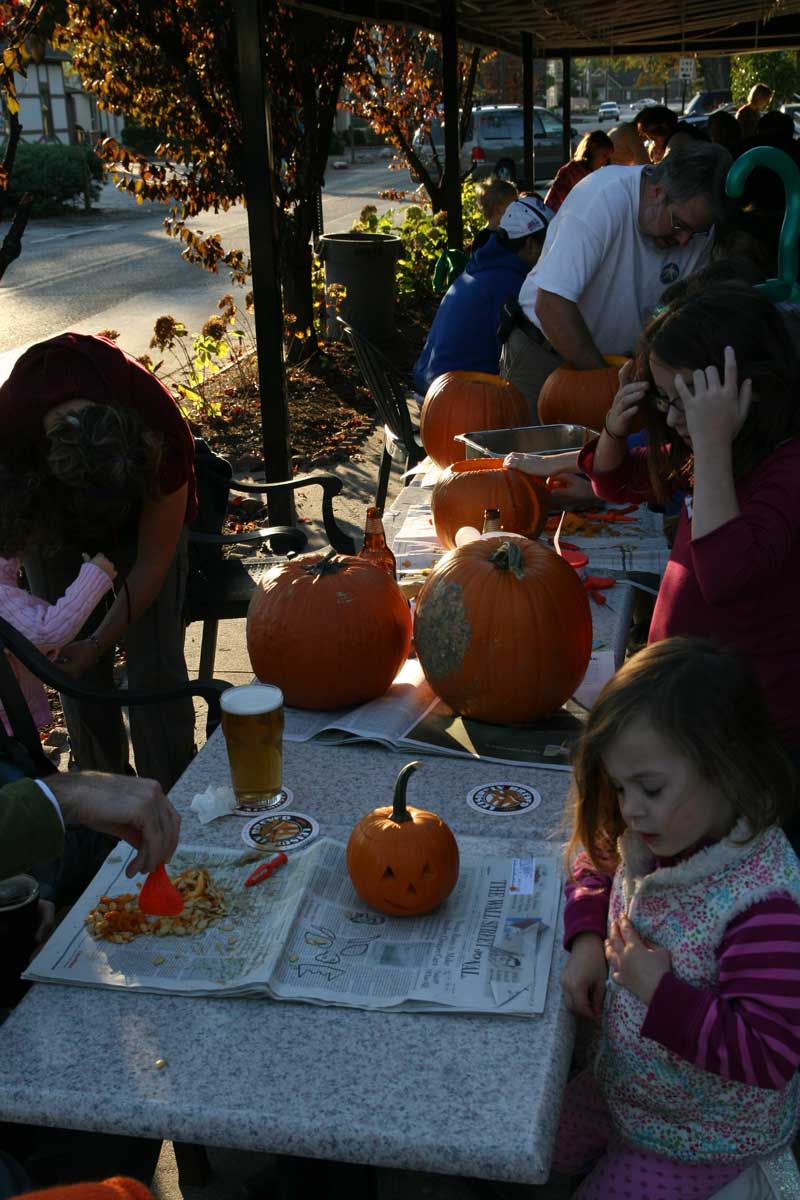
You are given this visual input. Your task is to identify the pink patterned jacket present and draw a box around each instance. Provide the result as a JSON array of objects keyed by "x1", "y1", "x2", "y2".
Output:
[{"x1": 0, "y1": 556, "x2": 112, "y2": 732}]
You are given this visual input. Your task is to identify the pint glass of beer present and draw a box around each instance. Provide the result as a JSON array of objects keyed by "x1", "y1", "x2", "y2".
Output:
[{"x1": 220, "y1": 684, "x2": 284, "y2": 809}]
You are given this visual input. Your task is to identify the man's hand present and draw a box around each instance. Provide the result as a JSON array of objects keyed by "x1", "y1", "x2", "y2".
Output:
[
  {"x1": 46, "y1": 772, "x2": 181, "y2": 877},
  {"x1": 605, "y1": 914, "x2": 671, "y2": 1005},
  {"x1": 561, "y1": 931, "x2": 608, "y2": 1020}
]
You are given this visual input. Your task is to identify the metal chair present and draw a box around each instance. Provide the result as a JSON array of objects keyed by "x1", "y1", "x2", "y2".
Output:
[
  {"x1": 0, "y1": 614, "x2": 231, "y2": 780},
  {"x1": 338, "y1": 318, "x2": 426, "y2": 511},
  {"x1": 185, "y1": 442, "x2": 356, "y2": 678}
]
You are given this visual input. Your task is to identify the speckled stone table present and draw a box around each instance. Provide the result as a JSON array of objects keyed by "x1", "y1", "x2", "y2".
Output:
[{"x1": 0, "y1": 737, "x2": 576, "y2": 1185}]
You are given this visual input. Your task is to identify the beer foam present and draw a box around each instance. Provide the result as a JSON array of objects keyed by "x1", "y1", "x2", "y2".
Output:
[{"x1": 220, "y1": 684, "x2": 283, "y2": 715}]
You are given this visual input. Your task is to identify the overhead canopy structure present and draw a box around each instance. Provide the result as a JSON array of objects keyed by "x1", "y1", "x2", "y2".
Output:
[{"x1": 291, "y1": 0, "x2": 800, "y2": 54}]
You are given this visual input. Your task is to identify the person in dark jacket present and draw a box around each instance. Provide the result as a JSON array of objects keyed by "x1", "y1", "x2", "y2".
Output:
[{"x1": 413, "y1": 196, "x2": 553, "y2": 395}]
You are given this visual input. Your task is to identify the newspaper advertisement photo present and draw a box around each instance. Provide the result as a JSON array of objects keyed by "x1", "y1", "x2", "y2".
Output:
[{"x1": 25, "y1": 838, "x2": 562, "y2": 1016}]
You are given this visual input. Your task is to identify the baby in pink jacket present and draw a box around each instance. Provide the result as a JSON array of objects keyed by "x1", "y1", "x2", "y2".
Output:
[{"x1": 0, "y1": 552, "x2": 116, "y2": 733}]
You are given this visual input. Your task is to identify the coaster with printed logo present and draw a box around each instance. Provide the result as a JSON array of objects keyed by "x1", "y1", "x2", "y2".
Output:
[
  {"x1": 233, "y1": 786, "x2": 293, "y2": 817},
  {"x1": 466, "y1": 782, "x2": 542, "y2": 816},
  {"x1": 241, "y1": 811, "x2": 319, "y2": 852}
]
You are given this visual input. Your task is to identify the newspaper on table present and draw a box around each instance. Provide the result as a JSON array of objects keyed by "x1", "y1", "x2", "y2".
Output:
[
  {"x1": 283, "y1": 653, "x2": 615, "y2": 772},
  {"x1": 25, "y1": 837, "x2": 561, "y2": 1016},
  {"x1": 390, "y1": 500, "x2": 670, "y2": 577}
]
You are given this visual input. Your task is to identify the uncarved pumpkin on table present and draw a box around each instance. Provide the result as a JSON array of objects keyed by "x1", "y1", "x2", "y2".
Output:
[
  {"x1": 420, "y1": 371, "x2": 528, "y2": 468},
  {"x1": 537, "y1": 355, "x2": 632, "y2": 430},
  {"x1": 246, "y1": 550, "x2": 412, "y2": 710},
  {"x1": 431, "y1": 458, "x2": 548, "y2": 549},
  {"x1": 414, "y1": 537, "x2": 592, "y2": 725}
]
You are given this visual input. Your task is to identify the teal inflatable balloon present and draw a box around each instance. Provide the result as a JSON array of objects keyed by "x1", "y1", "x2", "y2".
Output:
[{"x1": 725, "y1": 146, "x2": 800, "y2": 303}]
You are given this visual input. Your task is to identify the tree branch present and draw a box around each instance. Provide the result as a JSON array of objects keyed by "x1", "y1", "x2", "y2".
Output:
[{"x1": 0, "y1": 193, "x2": 33, "y2": 282}]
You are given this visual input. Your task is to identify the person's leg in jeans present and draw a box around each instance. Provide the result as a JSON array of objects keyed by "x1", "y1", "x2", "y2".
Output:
[
  {"x1": 22, "y1": 544, "x2": 129, "y2": 776},
  {"x1": 125, "y1": 528, "x2": 194, "y2": 791}
]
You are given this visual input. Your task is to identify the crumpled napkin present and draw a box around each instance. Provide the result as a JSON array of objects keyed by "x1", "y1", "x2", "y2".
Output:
[{"x1": 190, "y1": 783, "x2": 237, "y2": 824}]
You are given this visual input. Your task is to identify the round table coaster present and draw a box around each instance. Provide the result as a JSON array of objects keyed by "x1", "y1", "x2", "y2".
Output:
[
  {"x1": 466, "y1": 782, "x2": 542, "y2": 816},
  {"x1": 233, "y1": 786, "x2": 293, "y2": 817},
  {"x1": 241, "y1": 811, "x2": 319, "y2": 852}
]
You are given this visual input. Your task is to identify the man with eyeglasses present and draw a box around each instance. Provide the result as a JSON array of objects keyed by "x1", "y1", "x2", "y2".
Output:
[{"x1": 500, "y1": 142, "x2": 731, "y2": 421}]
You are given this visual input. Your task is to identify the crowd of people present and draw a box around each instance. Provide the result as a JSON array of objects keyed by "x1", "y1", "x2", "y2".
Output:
[
  {"x1": 3, "y1": 82, "x2": 800, "y2": 1200},
  {"x1": 412, "y1": 84, "x2": 800, "y2": 1198}
]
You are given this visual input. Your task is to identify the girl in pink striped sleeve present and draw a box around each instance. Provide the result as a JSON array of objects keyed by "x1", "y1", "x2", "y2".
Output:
[
  {"x1": 0, "y1": 532, "x2": 115, "y2": 735},
  {"x1": 553, "y1": 637, "x2": 800, "y2": 1199}
]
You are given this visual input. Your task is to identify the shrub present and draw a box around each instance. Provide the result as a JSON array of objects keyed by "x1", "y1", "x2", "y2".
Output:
[
  {"x1": 121, "y1": 122, "x2": 166, "y2": 158},
  {"x1": 350, "y1": 179, "x2": 483, "y2": 311},
  {"x1": 2, "y1": 142, "x2": 103, "y2": 215}
]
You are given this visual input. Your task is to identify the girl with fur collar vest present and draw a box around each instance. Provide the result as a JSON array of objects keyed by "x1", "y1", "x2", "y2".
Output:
[{"x1": 553, "y1": 638, "x2": 800, "y2": 1198}]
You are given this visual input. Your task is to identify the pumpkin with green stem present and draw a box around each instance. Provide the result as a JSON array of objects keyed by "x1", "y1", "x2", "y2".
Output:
[
  {"x1": 414, "y1": 538, "x2": 591, "y2": 723},
  {"x1": 346, "y1": 762, "x2": 459, "y2": 916}
]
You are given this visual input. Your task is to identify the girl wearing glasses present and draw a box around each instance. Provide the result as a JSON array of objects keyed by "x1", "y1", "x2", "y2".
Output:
[{"x1": 580, "y1": 283, "x2": 800, "y2": 781}]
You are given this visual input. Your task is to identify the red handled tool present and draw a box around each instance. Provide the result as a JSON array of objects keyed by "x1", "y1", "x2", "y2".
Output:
[{"x1": 245, "y1": 852, "x2": 288, "y2": 887}]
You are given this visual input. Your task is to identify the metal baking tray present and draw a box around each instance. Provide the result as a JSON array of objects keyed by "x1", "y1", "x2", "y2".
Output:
[{"x1": 455, "y1": 424, "x2": 599, "y2": 459}]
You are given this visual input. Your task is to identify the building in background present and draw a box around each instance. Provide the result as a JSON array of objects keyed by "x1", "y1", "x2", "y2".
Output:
[{"x1": 2, "y1": 45, "x2": 125, "y2": 145}]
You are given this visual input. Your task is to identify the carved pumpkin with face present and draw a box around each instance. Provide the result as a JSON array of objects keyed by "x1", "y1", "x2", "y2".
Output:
[{"x1": 346, "y1": 762, "x2": 460, "y2": 917}]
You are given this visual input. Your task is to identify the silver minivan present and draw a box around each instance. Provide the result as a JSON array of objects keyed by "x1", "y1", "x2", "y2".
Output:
[{"x1": 411, "y1": 104, "x2": 574, "y2": 186}]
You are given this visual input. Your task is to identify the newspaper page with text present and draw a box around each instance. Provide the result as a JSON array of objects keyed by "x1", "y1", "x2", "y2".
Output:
[{"x1": 25, "y1": 839, "x2": 561, "y2": 1016}]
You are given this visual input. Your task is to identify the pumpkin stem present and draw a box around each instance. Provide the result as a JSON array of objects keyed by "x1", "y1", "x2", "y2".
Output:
[
  {"x1": 305, "y1": 548, "x2": 340, "y2": 576},
  {"x1": 392, "y1": 761, "x2": 421, "y2": 823},
  {"x1": 489, "y1": 540, "x2": 526, "y2": 579}
]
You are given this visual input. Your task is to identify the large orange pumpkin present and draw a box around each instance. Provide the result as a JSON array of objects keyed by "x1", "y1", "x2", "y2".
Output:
[
  {"x1": 537, "y1": 355, "x2": 631, "y2": 430},
  {"x1": 246, "y1": 550, "x2": 412, "y2": 710},
  {"x1": 346, "y1": 761, "x2": 459, "y2": 917},
  {"x1": 420, "y1": 372, "x2": 528, "y2": 468},
  {"x1": 414, "y1": 538, "x2": 591, "y2": 724},
  {"x1": 431, "y1": 458, "x2": 547, "y2": 550}
]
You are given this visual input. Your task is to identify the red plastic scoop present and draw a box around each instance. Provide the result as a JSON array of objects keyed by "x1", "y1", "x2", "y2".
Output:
[{"x1": 138, "y1": 863, "x2": 184, "y2": 916}]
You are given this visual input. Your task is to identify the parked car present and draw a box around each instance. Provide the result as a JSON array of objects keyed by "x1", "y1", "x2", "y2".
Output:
[
  {"x1": 597, "y1": 101, "x2": 620, "y2": 122},
  {"x1": 410, "y1": 104, "x2": 575, "y2": 186},
  {"x1": 683, "y1": 90, "x2": 732, "y2": 125},
  {"x1": 629, "y1": 98, "x2": 659, "y2": 110}
]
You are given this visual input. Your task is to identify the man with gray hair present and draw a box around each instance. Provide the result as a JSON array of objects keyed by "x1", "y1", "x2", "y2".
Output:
[{"x1": 500, "y1": 143, "x2": 732, "y2": 417}]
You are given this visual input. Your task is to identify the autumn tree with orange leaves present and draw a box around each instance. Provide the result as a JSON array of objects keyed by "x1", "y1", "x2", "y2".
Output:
[
  {"x1": 344, "y1": 26, "x2": 481, "y2": 213},
  {"x1": 58, "y1": 2, "x2": 353, "y2": 358}
]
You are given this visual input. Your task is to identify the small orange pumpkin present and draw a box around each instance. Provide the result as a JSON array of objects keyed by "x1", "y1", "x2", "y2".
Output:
[
  {"x1": 246, "y1": 550, "x2": 412, "y2": 710},
  {"x1": 420, "y1": 372, "x2": 528, "y2": 468},
  {"x1": 414, "y1": 537, "x2": 591, "y2": 724},
  {"x1": 346, "y1": 761, "x2": 459, "y2": 917},
  {"x1": 431, "y1": 458, "x2": 547, "y2": 550},
  {"x1": 537, "y1": 355, "x2": 631, "y2": 430}
]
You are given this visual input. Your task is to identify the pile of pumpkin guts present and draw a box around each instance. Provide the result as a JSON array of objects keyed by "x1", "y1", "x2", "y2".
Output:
[{"x1": 85, "y1": 866, "x2": 228, "y2": 943}]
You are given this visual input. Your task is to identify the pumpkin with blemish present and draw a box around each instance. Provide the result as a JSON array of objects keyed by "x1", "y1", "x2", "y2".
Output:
[
  {"x1": 246, "y1": 550, "x2": 412, "y2": 710},
  {"x1": 346, "y1": 762, "x2": 459, "y2": 916},
  {"x1": 413, "y1": 538, "x2": 591, "y2": 724},
  {"x1": 431, "y1": 457, "x2": 547, "y2": 549},
  {"x1": 420, "y1": 372, "x2": 528, "y2": 468}
]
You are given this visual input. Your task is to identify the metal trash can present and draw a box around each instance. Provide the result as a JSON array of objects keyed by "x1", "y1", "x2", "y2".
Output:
[{"x1": 319, "y1": 232, "x2": 402, "y2": 342}]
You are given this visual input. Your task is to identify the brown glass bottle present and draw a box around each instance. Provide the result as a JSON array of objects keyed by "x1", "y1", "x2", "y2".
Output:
[
  {"x1": 482, "y1": 507, "x2": 502, "y2": 533},
  {"x1": 359, "y1": 506, "x2": 397, "y2": 580}
]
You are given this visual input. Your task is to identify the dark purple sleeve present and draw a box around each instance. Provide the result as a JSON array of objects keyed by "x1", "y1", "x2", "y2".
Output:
[
  {"x1": 690, "y1": 448, "x2": 800, "y2": 606},
  {"x1": 563, "y1": 851, "x2": 612, "y2": 949},
  {"x1": 641, "y1": 896, "x2": 800, "y2": 1089},
  {"x1": 577, "y1": 438, "x2": 655, "y2": 505}
]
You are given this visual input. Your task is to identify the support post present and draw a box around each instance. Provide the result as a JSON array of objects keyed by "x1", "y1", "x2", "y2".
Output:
[
  {"x1": 522, "y1": 33, "x2": 534, "y2": 192},
  {"x1": 441, "y1": 0, "x2": 463, "y2": 252},
  {"x1": 561, "y1": 52, "x2": 572, "y2": 169},
  {"x1": 235, "y1": 0, "x2": 292, "y2": 524}
]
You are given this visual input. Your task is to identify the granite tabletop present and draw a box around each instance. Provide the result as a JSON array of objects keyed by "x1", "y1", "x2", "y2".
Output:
[{"x1": 0, "y1": 735, "x2": 577, "y2": 1185}]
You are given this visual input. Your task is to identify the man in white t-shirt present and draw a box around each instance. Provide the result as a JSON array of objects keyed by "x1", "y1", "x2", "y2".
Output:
[{"x1": 500, "y1": 142, "x2": 731, "y2": 418}]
